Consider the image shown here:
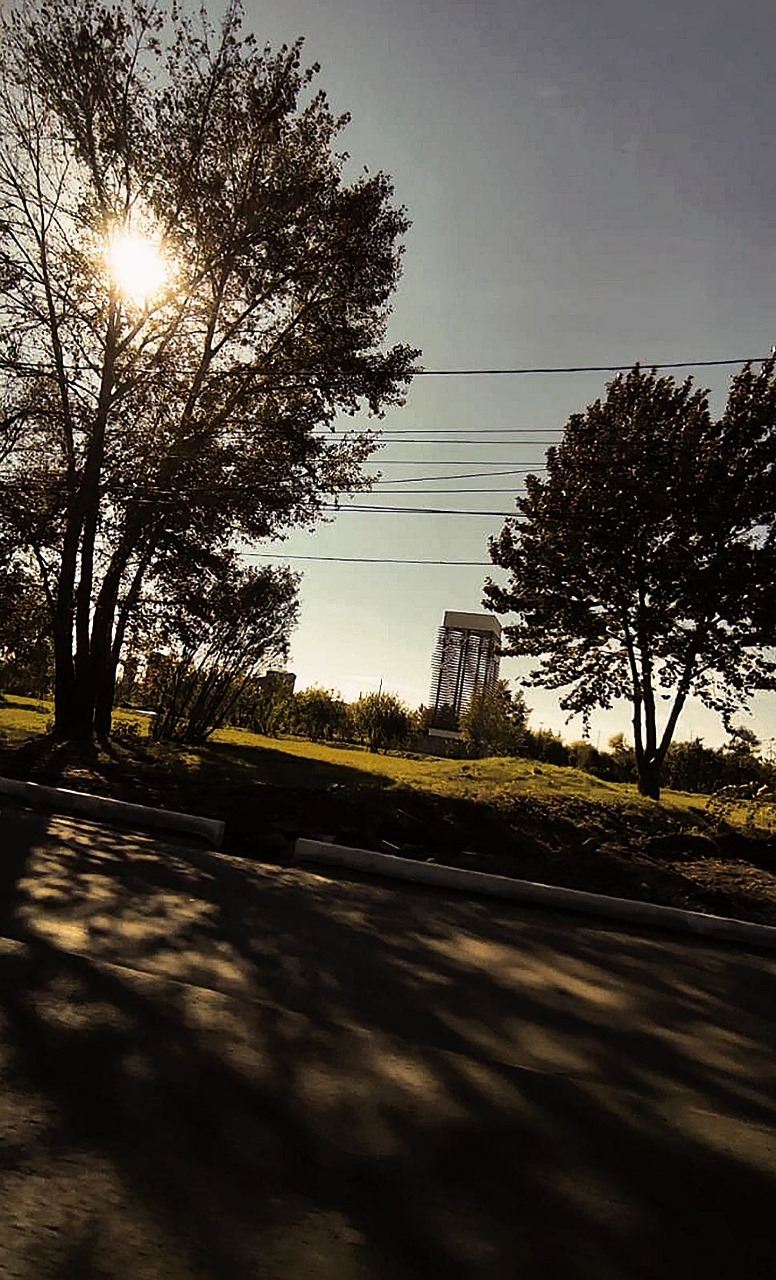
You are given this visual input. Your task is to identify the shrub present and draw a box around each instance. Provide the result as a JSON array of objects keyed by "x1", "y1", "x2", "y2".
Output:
[{"x1": 352, "y1": 692, "x2": 411, "y2": 752}]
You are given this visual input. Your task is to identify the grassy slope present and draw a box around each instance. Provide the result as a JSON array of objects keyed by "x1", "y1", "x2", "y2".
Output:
[
  {"x1": 1, "y1": 694, "x2": 775, "y2": 924},
  {"x1": 217, "y1": 724, "x2": 708, "y2": 817}
]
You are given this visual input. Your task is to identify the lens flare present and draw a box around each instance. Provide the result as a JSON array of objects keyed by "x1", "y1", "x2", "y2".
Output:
[{"x1": 106, "y1": 231, "x2": 169, "y2": 306}]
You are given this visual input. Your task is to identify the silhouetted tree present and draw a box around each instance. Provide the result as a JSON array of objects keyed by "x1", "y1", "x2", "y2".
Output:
[
  {"x1": 486, "y1": 363, "x2": 776, "y2": 800},
  {"x1": 0, "y1": 0, "x2": 417, "y2": 740},
  {"x1": 148, "y1": 561, "x2": 298, "y2": 744}
]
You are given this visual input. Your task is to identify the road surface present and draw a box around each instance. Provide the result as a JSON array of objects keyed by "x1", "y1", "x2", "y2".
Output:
[{"x1": 1, "y1": 807, "x2": 775, "y2": 1279}]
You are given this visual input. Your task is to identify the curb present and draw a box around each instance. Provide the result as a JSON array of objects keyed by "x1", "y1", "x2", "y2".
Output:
[
  {"x1": 294, "y1": 838, "x2": 776, "y2": 951},
  {"x1": 0, "y1": 776, "x2": 224, "y2": 847}
]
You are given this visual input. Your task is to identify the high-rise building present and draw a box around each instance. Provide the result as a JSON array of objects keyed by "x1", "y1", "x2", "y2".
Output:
[
  {"x1": 257, "y1": 669, "x2": 296, "y2": 696},
  {"x1": 428, "y1": 610, "x2": 501, "y2": 730}
]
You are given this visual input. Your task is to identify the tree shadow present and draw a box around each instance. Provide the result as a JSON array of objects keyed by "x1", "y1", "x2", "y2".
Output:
[
  {"x1": 3, "y1": 733, "x2": 775, "y2": 924},
  {"x1": 1, "y1": 811, "x2": 776, "y2": 1277}
]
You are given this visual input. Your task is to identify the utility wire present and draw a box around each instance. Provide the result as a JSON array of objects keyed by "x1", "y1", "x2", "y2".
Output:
[
  {"x1": 239, "y1": 552, "x2": 493, "y2": 565},
  {"x1": 5, "y1": 354, "x2": 767, "y2": 378},
  {"x1": 377, "y1": 468, "x2": 536, "y2": 483},
  {"x1": 370, "y1": 428, "x2": 559, "y2": 435},
  {"x1": 372, "y1": 439, "x2": 554, "y2": 446},
  {"x1": 370, "y1": 487, "x2": 522, "y2": 494},
  {"x1": 321, "y1": 503, "x2": 513, "y2": 516},
  {"x1": 413, "y1": 357, "x2": 766, "y2": 375},
  {"x1": 358, "y1": 459, "x2": 545, "y2": 466}
]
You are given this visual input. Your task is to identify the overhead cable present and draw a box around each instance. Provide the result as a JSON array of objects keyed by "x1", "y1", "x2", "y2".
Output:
[
  {"x1": 321, "y1": 503, "x2": 513, "y2": 516},
  {"x1": 239, "y1": 552, "x2": 493, "y2": 565},
  {"x1": 413, "y1": 357, "x2": 765, "y2": 375}
]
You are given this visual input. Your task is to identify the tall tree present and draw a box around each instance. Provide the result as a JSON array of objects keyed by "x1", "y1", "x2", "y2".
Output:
[
  {"x1": 0, "y1": 0, "x2": 417, "y2": 740},
  {"x1": 485, "y1": 362, "x2": 776, "y2": 800}
]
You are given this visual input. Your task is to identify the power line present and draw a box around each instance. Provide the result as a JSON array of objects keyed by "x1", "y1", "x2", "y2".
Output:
[
  {"x1": 413, "y1": 357, "x2": 765, "y2": 376},
  {"x1": 378, "y1": 468, "x2": 537, "y2": 483},
  {"x1": 371, "y1": 428, "x2": 559, "y2": 435},
  {"x1": 239, "y1": 552, "x2": 493, "y2": 565},
  {"x1": 366, "y1": 459, "x2": 545, "y2": 466},
  {"x1": 0, "y1": 453, "x2": 534, "y2": 487},
  {"x1": 373, "y1": 439, "x2": 553, "y2": 446},
  {"x1": 5, "y1": 354, "x2": 766, "y2": 380},
  {"x1": 322, "y1": 503, "x2": 512, "y2": 516},
  {"x1": 369, "y1": 487, "x2": 522, "y2": 494}
]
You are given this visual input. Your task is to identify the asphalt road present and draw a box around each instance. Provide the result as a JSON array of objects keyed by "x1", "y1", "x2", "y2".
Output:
[{"x1": 0, "y1": 807, "x2": 775, "y2": 1280}]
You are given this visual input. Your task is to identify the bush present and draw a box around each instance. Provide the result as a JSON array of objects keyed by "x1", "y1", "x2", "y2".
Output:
[
  {"x1": 459, "y1": 680, "x2": 528, "y2": 757},
  {"x1": 290, "y1": 688, "x2": 352, "y2": 742},
  {"x1": 522, "y1": 728, "x2": 569, "y2": 767},
  {"x1": 568, "y1": 740, "x2": 623, "y2": 780},
  {"x1": 352, "y1": 692, "x2": 411, "y2": 752}
]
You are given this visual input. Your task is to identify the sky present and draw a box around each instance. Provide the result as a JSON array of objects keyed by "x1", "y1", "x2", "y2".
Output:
[{"x1": 237, "y1": 0, "x2": 776, "y2": 751}]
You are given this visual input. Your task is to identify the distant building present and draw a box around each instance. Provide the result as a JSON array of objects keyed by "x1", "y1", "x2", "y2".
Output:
[
  {"x1": 428, "y1": 611, "x2": 501, "y2": 731},
  {"x1": 257, "y1": 669, "x2": 296, "y2": 696}
]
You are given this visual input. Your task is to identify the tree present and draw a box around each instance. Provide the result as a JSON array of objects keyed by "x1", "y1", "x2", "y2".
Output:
[
  {"x1": 230, "y1": 674, "x2": 295, "y2": 737},
  {"x1": 147, "y1": 560, "x2": 298, "y2": 744},
  {"x1": 0, "y1": 562, "x2": 53, "y2": 697},
  {"x1": 607, "y1": 732, "x2": 636, "y2": 782},
  {"x1": 459, "y1": 679, "x2": 528, "y2": 757},
  {"x1": 352, "y1": 691, "x2": 410, "y2": 752},
  {"x1": 0, "y1": 0, "x2": 417, "y2": 741},
  {"x1": 290, "y1": 687, "x2": 351, "y2": 742},
  {"x1": 485, "y1": 362, "x2": 776, "y2": 800},
  {"x1": 521, "y1": 727, "x2": 570, "y2": 767}
]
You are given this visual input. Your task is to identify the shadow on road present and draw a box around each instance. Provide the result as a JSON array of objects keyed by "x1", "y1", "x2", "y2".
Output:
[{"x1": 0, "y1": 811, "x2": 775, "y2": 1278}]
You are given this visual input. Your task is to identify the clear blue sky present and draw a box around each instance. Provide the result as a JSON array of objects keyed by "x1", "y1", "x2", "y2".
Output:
[{"x1": 240, "y1": 0, "x2": 776, "y2": 751}]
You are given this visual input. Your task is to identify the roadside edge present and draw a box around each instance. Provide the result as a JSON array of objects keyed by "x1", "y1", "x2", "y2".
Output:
[
  {"x1": 0, "y1": 775, "x2": 224, "y2": 846},
  {"x1": 294, "y1": 837, "x2": 776, "y2": 950}
]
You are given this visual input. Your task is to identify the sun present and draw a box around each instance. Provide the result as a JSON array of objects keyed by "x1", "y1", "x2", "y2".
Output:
[{"x1": 105, "y1": 231, "x2": 170, "y2": 307}]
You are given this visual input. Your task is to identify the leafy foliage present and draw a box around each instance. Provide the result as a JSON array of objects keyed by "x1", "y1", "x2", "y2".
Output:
[
  {"x1": 146, "y1": 561, "x2": 298, "y2": 743},
  {"x1": 229, "y1": 674, "x2": 296, "y2": 737},
  {"x1": 459, "y1": 679, "x2": 528, "y2": 757},
  {"x1": 351, "y1": 691, "x2": 411, "y2": 752},
  {"x1": 0, "y1": 0, "x2": 418, "y2": 739},
  {"x1": 520, "y1": 727, "x2": 570, "y2": 767},
  {"x1": 0, "y1": 564, "x2": 53, "y2": 697},
  {"x1": 486, "y1": 362, "x2": 776, "y2": 798},
  {"x1": 289, "y1": 687, "x2": 352, "y2": 742}
]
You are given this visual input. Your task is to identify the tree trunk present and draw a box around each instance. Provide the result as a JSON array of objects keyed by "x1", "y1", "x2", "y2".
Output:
[
  {"x1": 94, "y1": 654, "x2": 117, "y2": 741},
  {"x1": 52, "y1": 671, "x2": 96, "y2": 740},
  {"x1": 51, "y1": 304, "x2": 121, "y2": 743},
  {"x1": 91, "y1": 591, "x2": 122, "y2": 741},
  {"x1": 636, "y1": 756, "x2": 661, "y2": 801},
  {"x1": 52, "y1": 589, "x2": 94, "y2": 739}
]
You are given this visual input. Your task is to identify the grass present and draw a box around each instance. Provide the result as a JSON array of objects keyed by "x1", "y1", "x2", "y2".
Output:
[
  {"x1": 1, "y1": 692, "x2": 775, "y2": 925},
  {"x1": 216, "y1": 723, "x2": 706, "y2": 814},
  {"x1": 0, "y1": 695, "x2": 53, "y2": 742}
]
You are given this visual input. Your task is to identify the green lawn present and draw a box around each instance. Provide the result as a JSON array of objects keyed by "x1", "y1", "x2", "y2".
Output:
[
  {"x1": 0, "y1": 692, "x2": 747, "y2": 824},
  {"x1": 215, "y1": 722, "x2": 708, "y2": 816},
  {"x1": 0, "y1": 694, "x2": 152, "y2": 742},
  {"x1": 1, "y1": 692, "x2": 775, "y2": 923}
]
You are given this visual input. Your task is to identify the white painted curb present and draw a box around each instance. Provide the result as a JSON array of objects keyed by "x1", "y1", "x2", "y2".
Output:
[
  {"x1": 294, "y1": 838, "x2": 776, "y2": 951},
  {"x1": 0, "y1": 776, "x2": 224, "y2": 847}
]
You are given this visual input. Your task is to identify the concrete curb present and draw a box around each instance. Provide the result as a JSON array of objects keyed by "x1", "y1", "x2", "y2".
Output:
[
  {"x1": 0, "y1": 776, "x2": 224, "y2": 847},
  {"x1": 294, "y1": 838, "x2": 776, "y2": 951}
]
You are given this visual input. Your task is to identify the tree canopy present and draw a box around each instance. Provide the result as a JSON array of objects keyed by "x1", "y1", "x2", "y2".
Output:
[
  {"x1": 352, "y1": 691, "x2": 411, "y2": 752},
  {"x1": 144, "y1": 559, "x2": 298, "y2": 744},
  {"x1": 459, "y1": 679, "x2": 528, "y2": 757},
  {"x1": 485, "y1": 362, "x2": 776, "y2": 799},
  {"x1": 0, "y1": 0, "x2": 417, "y2": 739}
]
